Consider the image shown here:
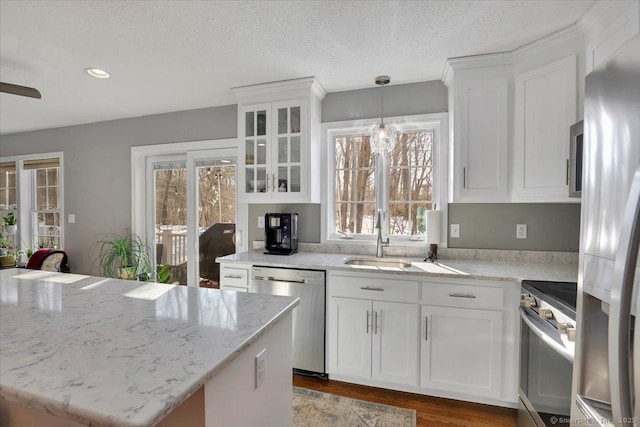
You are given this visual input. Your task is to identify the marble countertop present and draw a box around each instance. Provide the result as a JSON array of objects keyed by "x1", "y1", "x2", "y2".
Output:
[
  {"x1": 0, "y1": 269, "x2": 298, "y2": 427},
  {"x1": 217, "y1": 250, "x2": 578, "y2": 284}
]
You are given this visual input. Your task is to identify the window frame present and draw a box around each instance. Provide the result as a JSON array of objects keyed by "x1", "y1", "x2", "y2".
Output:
[
  {"x1": 322, "y1": 113, "x2": 448, "y2": 245},
  {"x1": 0, "y1": 152, "x2": 64, "y2": 251}
]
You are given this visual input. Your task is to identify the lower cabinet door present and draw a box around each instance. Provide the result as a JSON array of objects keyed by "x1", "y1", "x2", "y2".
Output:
[
  {"x1": 372, "y1": 301, "x2": 419, "y2": 386},
  {"x1": 421, "y1": 305, "x2": 503, "y2": 399},
  {"x1": 328, "y1": 297, "x2": 372, "y2": 379}
]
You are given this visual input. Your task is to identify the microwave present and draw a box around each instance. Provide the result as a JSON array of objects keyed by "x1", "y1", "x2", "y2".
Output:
[{"x1": 569, "y1": 120, "x2": 583, "y2": 198}]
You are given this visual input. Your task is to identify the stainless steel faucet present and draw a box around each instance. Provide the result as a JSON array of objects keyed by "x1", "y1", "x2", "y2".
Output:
[{"x1": 375, "y1": 209, "x2": 389, "y2": 258}]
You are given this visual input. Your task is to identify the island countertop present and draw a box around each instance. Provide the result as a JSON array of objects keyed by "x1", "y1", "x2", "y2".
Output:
[
  {"x1": 217, "y1": 250, "x2": 578, "y2": 284},
  {"x1": 0, "y1": 268, "x2": 299, "y2": 427}
]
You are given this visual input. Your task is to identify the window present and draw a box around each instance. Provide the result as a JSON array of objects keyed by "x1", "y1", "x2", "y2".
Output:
[
  {"x1": 326, "y1": 114, "x2": 446, "y2": 242},
  {"x1": 31, "y1": 166, "x2": 61, "y2": 248},
  {"x1": 0, "y1": 154, "x2": 63, "y2": 251}
]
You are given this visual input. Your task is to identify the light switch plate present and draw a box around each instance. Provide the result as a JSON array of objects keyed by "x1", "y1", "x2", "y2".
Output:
[
  {"x1": 68, "y1": 214, "x2": 76, "y2": 224},
  {"x1": 258, "y1": 216, "x2": 265, "y2": 229},
  {"x1": 516, "y1": 224, "x2": 527, "y2": 239},
  {"x1": 450, "y1": 224, "x2": 460, "y2": 238}
]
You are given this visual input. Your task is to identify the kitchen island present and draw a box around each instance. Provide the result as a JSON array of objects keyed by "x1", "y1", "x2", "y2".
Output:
[{"x1": 0, "y1": 268, "x2": 298, "y2": 427}]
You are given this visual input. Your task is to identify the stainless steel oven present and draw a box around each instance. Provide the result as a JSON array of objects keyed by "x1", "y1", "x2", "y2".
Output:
[{"x1": 519, "y1": 281, "x2": 577, "y2": 427}]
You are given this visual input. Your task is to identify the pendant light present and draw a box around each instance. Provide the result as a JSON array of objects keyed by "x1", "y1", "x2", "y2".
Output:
[{"x1": 370, "y1": 75, "x2": 395, "y2": 154}]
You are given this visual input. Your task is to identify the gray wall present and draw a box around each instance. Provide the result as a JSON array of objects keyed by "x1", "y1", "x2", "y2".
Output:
[
  {"x1": 322, "y1": 80, "x2": 448, "y2": 122},
  {"x1": 0, "y1": 81, "x2": 448, "y2": 274},
  {"x1": 0, "y1": 106, "x2": 237, "y2": 274},
  {"x1": 248, "y1": 204, "x2": 321, "y2": 244},
  {"x1": 448, "y1": 203, "x2": 581, "y2": 252}
]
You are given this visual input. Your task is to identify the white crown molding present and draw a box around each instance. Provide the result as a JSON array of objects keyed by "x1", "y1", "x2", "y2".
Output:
[
  {"x1": 231, "y1": 76, "x2": 326, "y2": 102},
  {"x1": 577, "y1": 0, "x2": 637, "y2": 42},
  {"x1": 441, "y1": 23, "x2": 582, "y2": 82}
]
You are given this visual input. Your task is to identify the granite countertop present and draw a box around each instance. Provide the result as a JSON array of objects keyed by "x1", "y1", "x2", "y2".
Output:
[
  {"x1": 217, "y1": 250, "x2": 578, "y2": 284},
  {"x1": 0, "y1": 268, "x2": 298, "y2": 427}
]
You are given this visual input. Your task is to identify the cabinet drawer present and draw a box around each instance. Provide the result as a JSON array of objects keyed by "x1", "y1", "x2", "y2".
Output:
[
  {"x1": 220, "y1": 265, "x2": 249, "y2": 288},
  {"x1": 422, "y1": 283, "x2": 503, "y2": 310},
  {"x1": 221, "y1": 285, "x2": 248, "y2": 293},
  {"x1": 331, "y1": 275, "x2": 419, "y2": 302}
]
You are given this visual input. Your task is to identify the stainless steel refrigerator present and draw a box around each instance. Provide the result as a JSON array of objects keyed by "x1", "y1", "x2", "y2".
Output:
[{"x1": 572, "y1": 34, "x2": 640, "y2": 426}]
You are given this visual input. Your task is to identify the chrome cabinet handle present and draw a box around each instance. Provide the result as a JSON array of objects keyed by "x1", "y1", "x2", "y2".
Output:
[
  {"x1": 223, "y1": 275, "x2": 243, "y2": 279},
  {"x1": 448, "y1": 293, "x2": 476, "y2": 299},
  {"x1": 566, "y1": 159, "x2": 570, "y2": 185},
  {"x1": 425, "y1": 316, "x2": 429, "y2": 341},
  {"x1": 463, "y1": 167, "x2": 466, "y2": 189},
  {"x1": 366, "y1": 310, "x2": 370, "y2": 334},
  {"x1": 360, "y1": 286, "x2": 384, "y2": 291}
]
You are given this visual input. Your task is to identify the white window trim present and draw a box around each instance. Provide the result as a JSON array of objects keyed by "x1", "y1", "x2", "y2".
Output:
[
  {"x1": 131, "y1": 139, "x2": 241, "y2": 286},
  {"x1": 0, "y1": 151, "x2": 64, "y2": 251},
  {"x1": 321, "y1": 113, "x2": 448, "y2": 246}
]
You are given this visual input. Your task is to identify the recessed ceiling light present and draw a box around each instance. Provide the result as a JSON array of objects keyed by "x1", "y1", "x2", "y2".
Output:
[
  {"x1": 85, "y1": 68, "x2": 110, "y2": 79},
  {"x1": 220, "y1": 159, "x2": 231, "y2": 163}
]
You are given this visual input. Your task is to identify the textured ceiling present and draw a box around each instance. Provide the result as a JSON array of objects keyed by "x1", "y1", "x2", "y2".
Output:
[{"x1": 0, "y1": 0, "x2": 595, "y2": 135}]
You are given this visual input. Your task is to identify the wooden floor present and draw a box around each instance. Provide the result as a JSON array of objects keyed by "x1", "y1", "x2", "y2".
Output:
[{"x1": 293, "y1": 374, "x2": 517, "y2": 427}]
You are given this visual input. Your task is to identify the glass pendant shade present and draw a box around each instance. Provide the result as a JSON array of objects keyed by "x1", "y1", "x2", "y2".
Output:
[{"x1": 370, "y1": 122, "x2": 395, "y2": 154}]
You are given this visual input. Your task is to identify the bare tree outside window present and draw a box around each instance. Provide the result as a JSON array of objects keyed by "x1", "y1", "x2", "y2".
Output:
[
  {"x1": 34, "y1": 167, "x2": 61, "y2": 248},
  {"x1": 333, "y1": 129, "x2": 434, "y2": 238}
]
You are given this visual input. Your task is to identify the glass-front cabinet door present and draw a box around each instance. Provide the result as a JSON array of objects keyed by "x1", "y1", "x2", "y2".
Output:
[
  {"x1": 242, "y1": 104, "x2": 270, "y2": 196},
  {"x1": 239, "y1": 99, "x2": 307, "y2": 202},
  {"x1": 273, "y1": 100, "x2": 305, "y2": 196}
]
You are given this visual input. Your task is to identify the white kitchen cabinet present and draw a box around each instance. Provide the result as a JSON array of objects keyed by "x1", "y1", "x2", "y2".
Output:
[
  {"x1": 328, "y1": 297, "x2": 372, "y2": 379},
  {"x1": 327, "y1": 272, "x2": 420, "y2": 386},
  {"x1": 420, "y1": 305, "x2": 503, "y2": 399},
  {"x1": 513, "y1": 55, "x2": 577, "y2": 202},
  {"x1": 452, "y1": 78, "x2": 509, "y2": 202},
  {"x1": 232, "y1": 77, "x2": 325, "y2": 204},
  {"x1": 328, "y1": 297, "x2": 419, "y2": 386},
  {"x1": 219, "y1": 262, "x2": 251, "y2": 291}
]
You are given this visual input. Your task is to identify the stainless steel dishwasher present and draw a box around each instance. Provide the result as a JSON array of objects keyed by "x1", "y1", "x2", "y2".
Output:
[{"x1": 250, "y1": 266, "x2": 326, "y2": 377}]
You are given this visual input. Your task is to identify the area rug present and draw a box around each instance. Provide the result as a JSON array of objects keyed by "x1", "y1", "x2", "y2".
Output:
[{"x1": 293, "y1": 386, "x2": 416, "y2": 427}]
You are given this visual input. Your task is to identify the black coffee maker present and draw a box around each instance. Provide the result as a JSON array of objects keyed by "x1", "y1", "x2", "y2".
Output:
[{"x1": 264, "y1": 213, "x2": 298, "y2": 255}]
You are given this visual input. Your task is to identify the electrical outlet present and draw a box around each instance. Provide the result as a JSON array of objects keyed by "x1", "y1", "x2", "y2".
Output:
[
  {"x1": 450, "y1": 224, "x2": 460, "y2": 238},
  {"x1": 516, "y1": 224, "x2": 528, "y2": 239},
  {"x1": 257, "y1": 216, "x2": 265, "y2": 229},
  {"x1": 255, "y1": 349, "x2": 266, "y2": 389}
]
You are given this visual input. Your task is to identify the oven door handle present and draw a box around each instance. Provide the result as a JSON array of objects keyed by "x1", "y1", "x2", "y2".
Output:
[{"x1": 519, "y1": 307, "x2": 574, "y2": 363}]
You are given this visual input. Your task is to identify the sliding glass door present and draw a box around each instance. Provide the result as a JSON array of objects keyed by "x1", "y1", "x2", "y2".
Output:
[{"x1": 148, "y1": 148, "x2": 237, "y2": 287}]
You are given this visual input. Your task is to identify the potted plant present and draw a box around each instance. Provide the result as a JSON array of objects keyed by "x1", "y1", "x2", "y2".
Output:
[
  {"x1": 0, "y1": 235, "x2": 15, "y2": 267},
  {"x1": 92, "y1": 231, "x2": 152, "y2": 280},
  {"x1": 2, "y1": 212, "x2": 17, "y2": 235}
]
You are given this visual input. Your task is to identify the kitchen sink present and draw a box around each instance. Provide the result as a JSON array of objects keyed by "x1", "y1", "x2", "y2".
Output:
[{"x1": 343, "y1": 256, "x2": 412, "y2": 268}]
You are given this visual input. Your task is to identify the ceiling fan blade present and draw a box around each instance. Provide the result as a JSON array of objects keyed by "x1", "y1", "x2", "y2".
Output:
[{"x1": 0, "y1": 82, "x2": 42, "y2": 99}]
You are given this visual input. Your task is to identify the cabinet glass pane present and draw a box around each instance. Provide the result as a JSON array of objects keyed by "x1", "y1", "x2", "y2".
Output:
[
  {"x1": 277, "y1": 166, "x2": 288, "y2": 192},
  {"x1": 245, "y1": 140, "x2": 254, "y2": 165},
  {"x1": 245, "y1": 168, "x2": 254, "y2": 193},
  {"x1": 290, "y1": 166, "x2": 300, "y2": 192},
  {"x1": 256, "y1": 167, "x2": 267, "y2": 193},
  {"x1": 291, "y1": 107, "x2": 300, "y2": 133},
  {"x1": 278, "y1": 137, "x2": 288, "y2": 163},
  {"x1": 257, "y1": 111, "x2": 267, "y2": 136},
  {"x1": 245, "y1": 111, "x2": 254, "y2": 137},
  {"x1": 278, "y1": 108, "x2": 287, "y2": 135},
  {"x1": 257, "y1": 139, "x2": 267, "y2": 165},
  {"x1": 291, "y1": 136, "x2": 300, "y2": 163}
]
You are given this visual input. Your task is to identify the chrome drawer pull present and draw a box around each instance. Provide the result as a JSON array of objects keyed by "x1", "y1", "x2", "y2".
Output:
[
  {"x1": 223, "y1": 275, "x2": 243, "y2": 279},
  {"x1": 360, "y1": 286, "x2": 384, "y2": 291},
  {"x1": 448, "y1": 293, "x2": 477, "y2": 299}
]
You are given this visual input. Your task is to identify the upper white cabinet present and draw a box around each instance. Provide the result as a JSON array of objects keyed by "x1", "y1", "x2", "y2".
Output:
[
  {"x1": 232, "y1": 77, "x2": 325, "y2": 203},
  {"x1": 444, "y1": 26, "x2": 584, "y2": 203},
  {"x1": 452, "y1": 78, "x2": 509, "y2": 202},
  {"x1": 512, "y1": 55, "x2": 577, "y2": 202}
]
